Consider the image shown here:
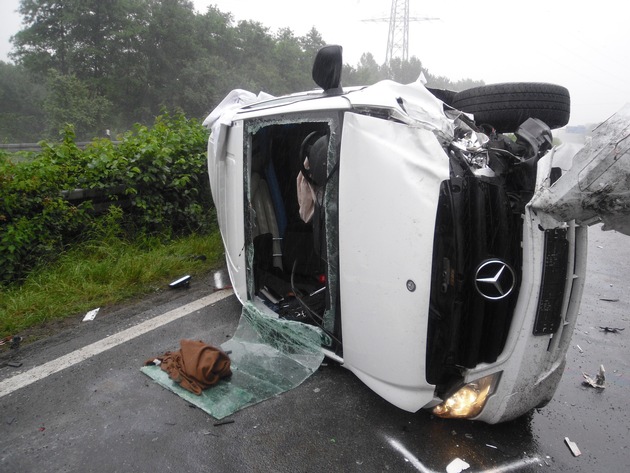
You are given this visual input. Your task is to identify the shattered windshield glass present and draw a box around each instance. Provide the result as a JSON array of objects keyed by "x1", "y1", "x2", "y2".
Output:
[{"x1": 141, "y1": 302, "x2": 328, "y2": 419}]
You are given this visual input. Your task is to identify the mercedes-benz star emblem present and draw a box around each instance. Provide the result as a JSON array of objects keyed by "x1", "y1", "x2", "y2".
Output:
[{"x1": 474, "y1": 259, "x2": 516, "y2": 301}]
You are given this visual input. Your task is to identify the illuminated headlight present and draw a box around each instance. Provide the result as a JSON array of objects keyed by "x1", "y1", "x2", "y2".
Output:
[{"x1": 432, "y1": 373, "x2": 501, "y2": 419}]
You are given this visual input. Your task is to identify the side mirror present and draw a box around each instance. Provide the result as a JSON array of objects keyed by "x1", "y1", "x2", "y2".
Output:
[{"x1": 312, "y1": 45, "x2": 343, "y2": 92}]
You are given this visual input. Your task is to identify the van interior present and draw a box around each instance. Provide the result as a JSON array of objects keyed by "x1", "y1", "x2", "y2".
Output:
[{"x1": 245, "y1": 120, "x2": 340, "y2": 345}]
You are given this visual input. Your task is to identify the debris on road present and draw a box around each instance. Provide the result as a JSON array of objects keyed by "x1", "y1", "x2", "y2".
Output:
[
  {"x1": 7, "y1": 361, "x2": 22, "y2": 368},
  {"x1": 446, "y1": 457, "x2": 470, "y2": 473},
  {"x1": 599, "y1": 298, "x2": 619, "y2": 302},
  {"x1": 564, "y1": 437, "x2": 581, "y2": 457},
  {"x1": 9, "y1": 336, "x2": 22, "y2": 350},
  {"x1": 582, "y1": 364, "x2": 606, "y2": 389},
  {"x1": 213, "y1": 419, "x2": 235, "y2": 427},
  {"x1": 142, "y1": 303, "x2": 326, "y2": 420},
  {"x1": 576, "y1": 344, "x2": 583, "y2": 353},
  {"x1": 0, "y1": 336, "x2": 23, "y2": 349},
  {"x1": 599, "y1": 326, "x2": 624, "y2": 334},
  {"x1": 169, "y1": 275, "x2": 191, "y2": 289},
  {"x1": 144, "y1": 339, "x2": 231, "y2": 395},
  {"x1": 82, "y1": 307, "x2": 100, "y2": 322}
]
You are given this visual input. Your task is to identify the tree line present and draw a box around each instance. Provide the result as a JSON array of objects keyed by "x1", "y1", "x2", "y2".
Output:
[{"x1": 0, "y1": 0, "x2": 483, "y2": 143}]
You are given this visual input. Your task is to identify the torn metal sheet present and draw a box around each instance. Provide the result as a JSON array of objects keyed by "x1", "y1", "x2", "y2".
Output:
[
  {"x1": 141, "y1": 302, "x2": 326, "y2": 419},
  {"x1": 582, "y1": 364, "x2": 606, "y2": 389},
  {"x1": 531, "y1": 103, "x2": 630, "y2": 234}
]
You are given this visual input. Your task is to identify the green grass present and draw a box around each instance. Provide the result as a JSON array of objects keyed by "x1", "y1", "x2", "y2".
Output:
[{"x1": 0, "y1": 231, "x2": 225, "y2": 339}]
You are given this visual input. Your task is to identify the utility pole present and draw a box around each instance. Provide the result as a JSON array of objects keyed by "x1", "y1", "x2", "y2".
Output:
[{"x1": 363, "y1": 0, "x2": 438, "y2": 65}]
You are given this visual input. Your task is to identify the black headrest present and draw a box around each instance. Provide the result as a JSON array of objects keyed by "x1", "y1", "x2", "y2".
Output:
[{"x1": 299, "y1": 132, "x2": 329, "y2": 187}]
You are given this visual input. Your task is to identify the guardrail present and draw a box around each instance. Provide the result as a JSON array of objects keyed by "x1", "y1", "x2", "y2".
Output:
[{"x1": 61, "y1": 184, "x2": 131, "y2": 214}]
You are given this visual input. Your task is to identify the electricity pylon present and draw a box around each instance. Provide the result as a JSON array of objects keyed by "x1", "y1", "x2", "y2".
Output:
[{"x1": 363, "y1": 0, "x2": 438, "y2": 64}]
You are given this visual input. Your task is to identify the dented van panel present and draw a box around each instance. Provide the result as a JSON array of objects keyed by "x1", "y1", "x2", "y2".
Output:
[{"x1": 338, "y1": 112, "x2": 449, "y2": 411}]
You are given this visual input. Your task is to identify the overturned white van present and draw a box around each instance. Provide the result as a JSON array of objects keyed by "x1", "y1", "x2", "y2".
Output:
[{"x1": 204, "y1": 45, "x2": 630, "y2": 423}]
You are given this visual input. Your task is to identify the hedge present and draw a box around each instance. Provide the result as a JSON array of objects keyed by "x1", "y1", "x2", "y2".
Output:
[{"x1": 0, "y1": 113, "x2": 213, "y2": 285}]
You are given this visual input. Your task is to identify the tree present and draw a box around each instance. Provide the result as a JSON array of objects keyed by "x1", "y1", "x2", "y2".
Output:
[
  {"x1": 344, "y1": 52, "x2": 383, "y2": 86},
  {"x1": 387, "y1": 56, "x2": 424, "y2": 84},
  {"x1": 11, "y1": 0, "x2": 74, "y2": 75},
  {"x1": 299, "y1": 27, "x2": 326, "y2": 62},
  {"x1": 43, "y1": 70, "x2": 112, "y2": 139},
  {"x1": 273, "y1": 28, "x2": 309, "y2": 93},
  {"x1": 141, "y1": 0, "x2": 198, "y2": 116},
  {"x1": 0, "y1": 61, "x2": 47, "y2": 142},
  {"x1": 4, "y1": 0, "x2": 485, "y2": 142},
  {"x1": 11, "y1": 0, "x2": 150, "y2": 133}
]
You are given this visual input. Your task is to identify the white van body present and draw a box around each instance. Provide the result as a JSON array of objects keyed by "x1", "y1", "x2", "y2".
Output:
[{"x1": 204, "y1": 52, "x2": 630, "y2": 422}]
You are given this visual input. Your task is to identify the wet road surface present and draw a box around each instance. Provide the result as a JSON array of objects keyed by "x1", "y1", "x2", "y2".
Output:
[{"x1": 0, "y1": 227, "x2": 628, "y2": 472}]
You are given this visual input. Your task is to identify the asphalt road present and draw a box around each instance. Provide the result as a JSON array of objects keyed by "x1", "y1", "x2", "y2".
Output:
[{"x1": 1, "y1": 227, "x2": 628, "y2": 472}]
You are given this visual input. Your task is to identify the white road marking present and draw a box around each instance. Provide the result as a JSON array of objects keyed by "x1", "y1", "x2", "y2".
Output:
[
  {"x1": 387, "y1": 435, "x2": 542, "y2": 472},
  {"x1": 0, "y1": 290, "x2": 233, "y2": 398}
]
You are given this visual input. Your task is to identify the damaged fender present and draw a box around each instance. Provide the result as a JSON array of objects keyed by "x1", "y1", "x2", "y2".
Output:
[{"x1": 531, "y1": 104, "x2": 630, "y2": 234}]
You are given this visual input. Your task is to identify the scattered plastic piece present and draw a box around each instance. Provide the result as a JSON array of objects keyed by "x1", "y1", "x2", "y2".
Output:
[
  {"x1": 82, "y1": 308, "x2": 100, "y2": 322},
  {"x1": 7, "y1": 361, "x2": 22, "y2": 368},
  {"x1": 564, "y1": 437, "x2": 581, "y2": 457},
  {"x1": 486, "y1": 444, "x2": 497, "y2": 449},
  {"x1": 582, "y1": 364, "x2": 606, "y2": 389},
  {"x1": 599, "y1": 298, "x2": 619, "y2": 302},
  {"x1": 446, "y1": 458, "x2": 470, "y2": 473},
  {"x1": 599, "y1": 326, "x2": 624, "y2": 333},
  {"x1": 169, "y1": 275, "x2": 191, "y2": 289},
  {"x1": 213, "y1": 420, "x2": 235, "y2": 426},
  {"x1": 576, "y1": 345, "x2": 583, "y2": 353}
]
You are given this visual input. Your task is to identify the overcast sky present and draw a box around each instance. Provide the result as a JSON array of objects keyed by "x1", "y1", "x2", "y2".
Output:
[{"x1": 1, "y1": 0, "x2": 628, "y2": 126}]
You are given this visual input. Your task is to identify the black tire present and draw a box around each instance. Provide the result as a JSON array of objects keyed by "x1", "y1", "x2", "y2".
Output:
[{"x1": 451, "y1": 82, "x2": 570, "y2": 132}]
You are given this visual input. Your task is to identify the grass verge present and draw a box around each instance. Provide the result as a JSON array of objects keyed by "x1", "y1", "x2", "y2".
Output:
[{"x1": 0, "y1": 231, "x2": 225, "y2": 340}]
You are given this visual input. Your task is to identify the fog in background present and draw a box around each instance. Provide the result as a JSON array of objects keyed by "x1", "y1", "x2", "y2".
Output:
[{"x1": 2, "y1": 0, "x2": 628, "y2": 126}]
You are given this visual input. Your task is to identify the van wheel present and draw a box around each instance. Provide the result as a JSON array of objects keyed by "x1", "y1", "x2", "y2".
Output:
[{"x1": 451, "y1": 82, "x2": 571, "y2": 132}]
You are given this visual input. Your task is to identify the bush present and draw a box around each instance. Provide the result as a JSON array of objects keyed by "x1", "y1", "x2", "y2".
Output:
[{"x1": 0, "y1": 113, "x2": 213, "y2": 285}]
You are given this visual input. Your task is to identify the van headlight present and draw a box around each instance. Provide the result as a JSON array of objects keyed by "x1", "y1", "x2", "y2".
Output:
[{"x1": 432, "y1": 373, "x2": 501, "y2": 419}]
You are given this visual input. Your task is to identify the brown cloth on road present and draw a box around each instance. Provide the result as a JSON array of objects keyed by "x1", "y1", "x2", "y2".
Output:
[{"x1": 145, "y1": 339, "x2": 232, "y2": 395}]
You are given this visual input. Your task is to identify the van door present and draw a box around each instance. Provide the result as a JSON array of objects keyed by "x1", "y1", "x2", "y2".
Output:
[
  {"x1": 338, "y1": 112, "x2": 449, "y2": 411},
  {"x1": 209, "y1": 121, "x2": 247, "y2": 301}
]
